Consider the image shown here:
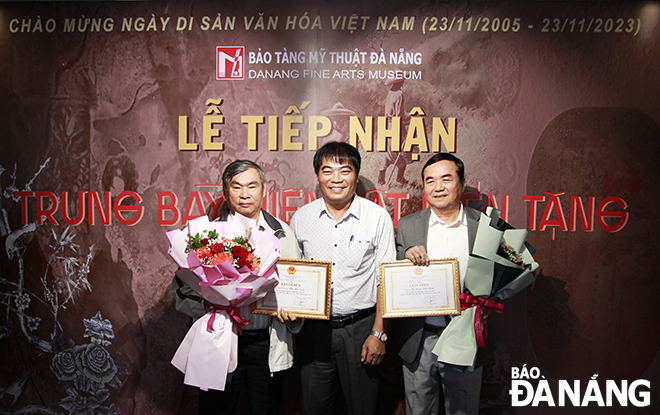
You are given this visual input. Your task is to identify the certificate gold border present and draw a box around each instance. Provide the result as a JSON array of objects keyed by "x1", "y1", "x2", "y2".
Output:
[
  {"x1": 252, "y1": 258, "x2": 332, "y2": 320},
  {"x1": 380, "y1": 259, "x2": 461, "y2": 318}
]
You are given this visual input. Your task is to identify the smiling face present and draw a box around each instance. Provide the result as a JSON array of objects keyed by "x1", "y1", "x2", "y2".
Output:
[
  {"x1": 423, "y1": 160, "x2": 465, "y2": 221},
  {"x1": 316, "y1": 157, "x2": 359, "y2": 211},
  {"x1": 225, "y1": 167, "x2": 264, "y2": 220}
]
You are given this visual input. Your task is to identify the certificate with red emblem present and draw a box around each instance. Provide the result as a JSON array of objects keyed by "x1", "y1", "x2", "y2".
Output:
[
  {"x1": 252, "y1": 259, "x2": 332, "y2": 320},
  {"x1": 380, "y1": 259, "x2": 461, "y2": 318}
]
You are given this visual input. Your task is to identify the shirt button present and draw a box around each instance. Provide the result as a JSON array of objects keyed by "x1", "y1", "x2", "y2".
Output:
[
  {"x1": 333, "y1": 262, "x2": 336, "y2": 266},
  {"x1": 335, "y1": 224, "x2": 338, "y2": 228},
  {"x1": 334, "y1": 244, "x2": 337, "y2": 247}
]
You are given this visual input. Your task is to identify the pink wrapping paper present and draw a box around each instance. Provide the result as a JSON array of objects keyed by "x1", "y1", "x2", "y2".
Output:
[{"x1": 167, "y1": 214, "x2": 281, "y2": 390}]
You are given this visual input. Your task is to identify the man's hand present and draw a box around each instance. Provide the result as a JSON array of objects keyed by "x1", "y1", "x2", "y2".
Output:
[
  {"x1": 203, "y1": 299, "x2": 215, "y2": 313},
  {"x1": 276, "y1": 308, "x2": 299, "y2": 324},
  {"x1": 361, "y1": 333, "x2": 386, "y2": 365},
  {"x1": 405, "y1": 245, "x2": 430, "y2": 266},
  {"x1": 482, "y1": 297, "x2": 500, "y2": 320}
]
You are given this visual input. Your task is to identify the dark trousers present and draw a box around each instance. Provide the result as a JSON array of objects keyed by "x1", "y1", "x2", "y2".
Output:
[
  {"x1": 198, "y1": 330, "x2": 284, "y2": 415},
  {"x1": 299, "y1": 312, "x2": 380, "y2": 415},
  {"x1": 402, "y1": 329, "x2": 482, "y2": 415}
]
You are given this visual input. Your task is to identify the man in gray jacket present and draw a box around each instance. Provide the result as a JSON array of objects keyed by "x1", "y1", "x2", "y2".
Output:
[
  {"x1": 393, "y1": 153, "x2": 484, "y2": 415},
  {"x1": 170, "y1": 160, "x2": 301, "y2": 415}
]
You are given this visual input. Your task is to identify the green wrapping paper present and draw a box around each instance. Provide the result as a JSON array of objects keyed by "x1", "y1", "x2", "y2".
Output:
[{"x1": 433, "y1": 208, "x2": 540, "y2": 368}]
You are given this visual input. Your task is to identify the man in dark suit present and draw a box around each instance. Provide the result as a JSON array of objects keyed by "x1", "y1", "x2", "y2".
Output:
[{"x1": 393, "y1": 153, "x2": 484, "y2": 415}]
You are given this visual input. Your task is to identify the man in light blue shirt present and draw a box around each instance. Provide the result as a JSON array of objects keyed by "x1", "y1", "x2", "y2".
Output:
[{"x1": 290, "y1": 142, "x2": 396, "y2": 415}]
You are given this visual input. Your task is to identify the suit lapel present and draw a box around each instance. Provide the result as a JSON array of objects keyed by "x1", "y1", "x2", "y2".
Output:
[{"x1": 416, "y1": 208, "x2": 432, "y2": 249}]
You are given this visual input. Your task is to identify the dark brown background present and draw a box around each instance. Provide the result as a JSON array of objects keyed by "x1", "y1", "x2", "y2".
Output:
[{"x1": 1, "y1": 1, "x2": 659, "y2": 414}]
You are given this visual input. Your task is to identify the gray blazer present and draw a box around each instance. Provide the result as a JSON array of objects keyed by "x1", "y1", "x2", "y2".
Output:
[{"x1": 393, "y1": 206, "x2": 484, "y2": 364}]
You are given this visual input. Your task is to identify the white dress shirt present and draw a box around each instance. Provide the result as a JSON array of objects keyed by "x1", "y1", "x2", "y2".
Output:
[{"x1": 425, "y1": 205, "x2": 470, "y2": 327}]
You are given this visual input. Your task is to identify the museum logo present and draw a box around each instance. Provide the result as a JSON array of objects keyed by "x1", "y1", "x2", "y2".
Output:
[
  {"x1": 509, "y1": 365, "x2": 651, "y2": 407},
  {"x1": 216, "y1": 46, "x2": 244, "y2": 80}
]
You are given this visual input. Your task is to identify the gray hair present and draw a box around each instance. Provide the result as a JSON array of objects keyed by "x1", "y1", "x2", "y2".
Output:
[{"x1": 222, "y1": 160, "x2": 266, "y2": 194}]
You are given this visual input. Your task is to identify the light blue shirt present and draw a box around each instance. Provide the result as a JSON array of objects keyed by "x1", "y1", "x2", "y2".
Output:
[{"x1": 290, "y1": 196, "x2": 396, "y2": 317}]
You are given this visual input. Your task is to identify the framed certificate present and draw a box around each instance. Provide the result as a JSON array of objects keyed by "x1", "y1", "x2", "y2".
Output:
[
  {"x1": 252, "y1": 259, "x2": 332, "y2": 320},
  {"x1": 380, "y1": 259, "x2": 461, "y2": 318}
]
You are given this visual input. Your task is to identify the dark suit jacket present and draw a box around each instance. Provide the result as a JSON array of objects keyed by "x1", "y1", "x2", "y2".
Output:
[{"x1": 393, "y1": 206, "x2": 486, "y2": 365}]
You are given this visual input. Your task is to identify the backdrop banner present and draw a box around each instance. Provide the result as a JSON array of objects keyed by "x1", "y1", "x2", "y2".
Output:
[{"x1": 1, "y1": 1, "x2": 659, "y2": 413}]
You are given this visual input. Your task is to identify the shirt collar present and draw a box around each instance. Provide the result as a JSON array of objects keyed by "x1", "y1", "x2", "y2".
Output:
[
  {"x1": 429, "y1": 204, "x2": 466, "y2": 228},
  {"x1": 319, "y1": 194, "x2": 360, "y2": 222}
]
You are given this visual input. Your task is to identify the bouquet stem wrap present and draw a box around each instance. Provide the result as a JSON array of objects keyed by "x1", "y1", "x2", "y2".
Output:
[
  {"x1": 433, "y1": 208, "x2": 539, "y2": 368},
  {"x1": 167, "y1": 214, "x2": 281, "y2": 391},
  {"x1": 207, "y1": 305, "x2": 249, "y2": 335},
  {"x1": 171, "y1": 309, "x2": 239, "y2": 392}
]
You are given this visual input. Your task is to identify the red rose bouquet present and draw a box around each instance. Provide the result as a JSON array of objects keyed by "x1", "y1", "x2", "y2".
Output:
[
  {"x1": 166, "y1": 213, "x2": 281, "y2": 391},
  {"x1": 187, "y1": 229, "x2": 260, "y2": 271},
  {"x1": 166, "y1": 214, "x2": 280, "y2": 307}
]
